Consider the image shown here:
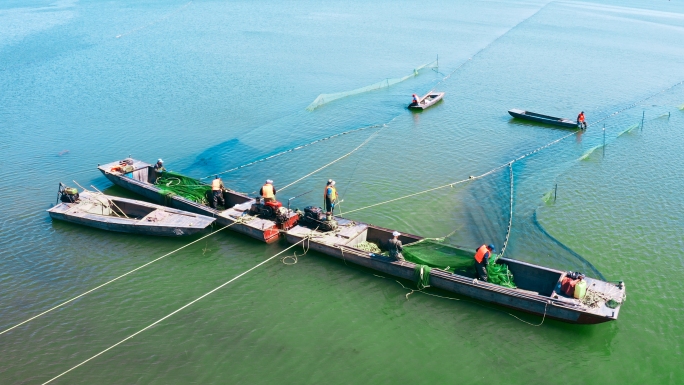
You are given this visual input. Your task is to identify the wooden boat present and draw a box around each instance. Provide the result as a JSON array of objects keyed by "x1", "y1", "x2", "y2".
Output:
[
  {"x1": 48, "y1": 188, "x2": 215, "y2": 236},
  {"x1": 284, "y1": 218, "x2": 626, "y2": 324},
  {"x1": 408, "y1": 92, "x2": 445, "y2": 110},
  {"x1": 508, "y1": 109, "x2": 579, "y2": 129},
  {"x1": 97, "y1": 159, "x2": 299, "y2": 243}
]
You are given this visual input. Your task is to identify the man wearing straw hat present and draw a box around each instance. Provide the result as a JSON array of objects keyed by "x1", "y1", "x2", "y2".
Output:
[{"x1": 388, "y1": 231, "x2": 405, "y2": 262}]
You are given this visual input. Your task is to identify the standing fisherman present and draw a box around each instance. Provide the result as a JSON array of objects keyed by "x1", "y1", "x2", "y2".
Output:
[
  {"x1": 260, "y1": 179, "x2": 276, "y2": 203},
  {"x1": 324, "y1": 180, "x2": 338, "y2": 214},
  {"x1": 211, "y1": 175, "x2": 225, "y2": 209},
  {"x1": 474, "y1": 244, "x2": 495, "y2": 282},
  {"x1": 388, "y1": 231, "x2": 405, "y2": 262}
]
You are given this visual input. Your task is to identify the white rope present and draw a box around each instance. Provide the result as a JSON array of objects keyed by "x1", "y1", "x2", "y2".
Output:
[
  {"x1": 40, "y1": 238, "x2": 306, "y2": 385},
  {"x1": 200, "y1": 123, "x2": 384, "y2": 180},
  {"x1": 0, "y1": 222, "x2": 240, "y2": 337},
  {"x1": 498, "y1": 162, "x2": 514, "y2": 258},
  {"x1": 279, "y1": 130, "x2": 380, "y2": 192}
]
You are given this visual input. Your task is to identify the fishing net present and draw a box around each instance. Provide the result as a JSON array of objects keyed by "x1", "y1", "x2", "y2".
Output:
[
  {"x1": 306, "y1": 61, "x2": 438, "y2": 111},
  {"x1": 403, "y1": 239, "x2": 516, "y2": 288},
  {"x1": 155, "y1": 171, "x2": 211, "y2": 205}
]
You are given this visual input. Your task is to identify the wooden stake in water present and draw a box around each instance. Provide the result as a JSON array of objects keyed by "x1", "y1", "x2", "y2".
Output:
[
  {"x1": 554, "y1": 183, "x2": 557, "y2": 202},
  {"x1": 641, "y1": 111, "x2": 645, "y2": 131},
  {"x1": 603, "y1": 125, "x2": 606, "y2": 157}
]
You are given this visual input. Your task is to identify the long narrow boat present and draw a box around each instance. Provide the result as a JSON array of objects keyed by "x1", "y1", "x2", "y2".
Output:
[
  {"x1": 97, "y1": 159, "x2": 299, "y2": 243},
  {"x1": 408, "y1": 91, "x2": 445, "y2": 110},
  {"x1": 48, "y1": 188, "x2": 215, "y2": 236},
  {"x1": 284, "y1": 217, "x2": 626, "y2": 324},
  {"x1": 508, "y1": 109, "x2": 578, "y2": 129}
]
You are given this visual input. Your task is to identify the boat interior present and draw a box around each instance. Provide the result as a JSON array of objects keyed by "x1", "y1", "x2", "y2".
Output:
[
  {"x1": 100, "y1": 159, "x2": 252, "y2": 208},
  {"x1": 68, "y1": 193, "x2": 157, "y2": 220}
]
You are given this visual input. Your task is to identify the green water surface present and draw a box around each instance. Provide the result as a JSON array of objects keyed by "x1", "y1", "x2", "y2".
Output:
[{"x1": 1, "y1": 0, "x2": 683, "y2": 383}]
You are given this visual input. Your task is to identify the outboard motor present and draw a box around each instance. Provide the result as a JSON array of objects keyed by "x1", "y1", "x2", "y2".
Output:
[
  {"x1": 299, "y1": 206, "x2": 337, "y2": 232},
  {"x1": 249, "y1": 197, "x2": 292, "y2": 225},
  {"x1": 58, "y1": 183, "x2": 79, "y2": 203}
]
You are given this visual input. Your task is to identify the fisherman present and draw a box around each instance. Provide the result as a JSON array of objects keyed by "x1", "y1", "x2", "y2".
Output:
[
  {"x1": 154, "y1": 159, "x2": 166, "y2": 173},
  {"x1": 211, "y1": 175, "x2": 225, "y2": 209},
  {"x1": 260, "y1": 179, "x2": 276, "y2": 203},
  {"x1": 324, "y1": 180, "x2": 338, "y2": 214},
  {"x1": 412, "y1": 94, "x2": 420, "y2": 105},
  {"x1": 577, "y1": 111, "x2": 587, "y2": 130},
  {"x1": 474, "y1": 244, "x2": 495, "y2": 282},
  {"x1": 388, "y1": 231, "x2": 405, "y2": 261}
]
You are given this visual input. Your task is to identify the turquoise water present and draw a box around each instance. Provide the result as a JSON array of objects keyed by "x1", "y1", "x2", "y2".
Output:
[{"x1": 1, "y1": 0, "x2": 683, "y2": 383}]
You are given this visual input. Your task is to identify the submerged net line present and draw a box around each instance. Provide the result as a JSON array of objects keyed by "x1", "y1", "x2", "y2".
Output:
[
  {"x1": 343, "y1": 77, "x2": 684, "y2": 216},
  {"x1": 306, "y1": 60, "x2": 438, "y2": 111},
  {"x1": 429, "y1": 1, "x2": 552, "y2": 93},
  {"x1": 589, "y1": 79, "x2": 684, "y2": 127},
  {"x1": 279, "y1": 129, "x2": 383, "y2": 192},
  {"x1": 199, "y1": 123, "x2": 385, "y2": 180},
  {"x1": 344, "y1": 128, "x2": 577, "y2": 216}
]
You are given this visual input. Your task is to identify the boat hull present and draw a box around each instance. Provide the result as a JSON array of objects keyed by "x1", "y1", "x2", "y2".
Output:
[
  {"x1": 408, "y1": 92, "x2": 445, "y2": 110},
  {"x1": 47, "y1": 192, "x2": 215, "y2": 236},
  {"x1": 98, "y1": 161, "x2": 286, "y2": 243},
  {"x1": 284, "y1": 224, "x2": 623, "y2": 325},
  {"x1": 48, "y1": 210, "x2": 207, "y2": 236},
  {"x1": 508, "y1": 109, "x2": 578, "y2": 129}
]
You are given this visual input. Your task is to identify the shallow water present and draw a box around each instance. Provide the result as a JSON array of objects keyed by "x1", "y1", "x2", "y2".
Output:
[{"x1": 1, "y1": 0, "x2": 683, "y2": 383}]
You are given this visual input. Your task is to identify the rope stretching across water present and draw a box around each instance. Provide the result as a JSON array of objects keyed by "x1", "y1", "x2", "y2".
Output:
[
  {"x1": 200, "y1": 123, "x2": 384, "y2": 180},
  {"x1": 40, "y1": 238, "x2": 308, "y2": 385},
  {"x1": 499, "y1": 162, "x2": 514, "y2": 258},
  {"x1": 0, "y1": 220, "x2": 244, "y2": 337},
  {"x1": 279, "y1": 130, "x2": 381, "y2": 192}
]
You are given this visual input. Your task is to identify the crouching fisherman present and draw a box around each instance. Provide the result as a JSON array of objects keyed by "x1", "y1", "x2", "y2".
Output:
[
  {"x1": 211, "y1": 175, "x2": 225, "y2": 209},
  {"x1": 388, "y1": 231, "x2": 405, "y2": 262},
  {"x1": 474, "y1": 244, "x2": 495, "y2": 282}
]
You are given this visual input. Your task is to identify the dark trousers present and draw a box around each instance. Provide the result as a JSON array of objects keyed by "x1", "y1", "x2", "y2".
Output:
[
  {"x1": 325, "y1": 198, "x2": 335, "y2": 214},
  {"x1": 212, "y1": 190, "x2": 225, "y2": 208},
  {"x1": 475, "y1": 260, "x2": 488, "y2": 282}
]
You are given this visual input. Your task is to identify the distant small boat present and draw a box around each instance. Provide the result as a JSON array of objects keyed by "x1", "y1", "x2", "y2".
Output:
[
  {"x1": 409, "y1": 92, "x2": 445, "y2": 110},
  {"x1": 48, "y1": 185, "x2": 215, "y2": 236},
  {"x1": 508, "y1": 109, "x2": 578, "y2": 129}
]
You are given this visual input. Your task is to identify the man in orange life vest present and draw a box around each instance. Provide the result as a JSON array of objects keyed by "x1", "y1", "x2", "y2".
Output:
[
  {"x1": 577, "y1": 111, "x2": 587, "y2": 130},
  {"x1": 412, "y1": 94, "x2": 420, "y2": 105},
  {"x1": 260, "y1": 179, "x2": 276, "y2": 203},
  {"x1": 474, "y1": 244, "x2": 496, "y2": 282}
]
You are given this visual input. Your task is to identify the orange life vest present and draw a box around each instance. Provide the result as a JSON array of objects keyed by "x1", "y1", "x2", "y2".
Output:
[
  {"x1": 474, "y1": 245, "x2": 489, "y2": 263},
  {"x1": 261, "y1": 184, "x2": 274, "y2": 199},
  {"x1": 211, "y1": 179, "x2": 222, "y2": 191},
  {"x1": 578, "y1": 113, "x2": 585, "y2": 122}
]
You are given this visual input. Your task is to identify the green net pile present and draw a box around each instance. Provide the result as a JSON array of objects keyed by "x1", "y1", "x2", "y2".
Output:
[
  {"x1": 155, "y1": 171, "x2": 211, "y2": 205},
  {"x1": 402, "y1": 239, "x2": 516, "y2": 288}
]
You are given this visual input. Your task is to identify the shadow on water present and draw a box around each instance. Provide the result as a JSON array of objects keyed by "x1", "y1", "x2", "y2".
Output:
[{"x1": 507, "y1": 118, "x2": 579, "y2": 132}]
